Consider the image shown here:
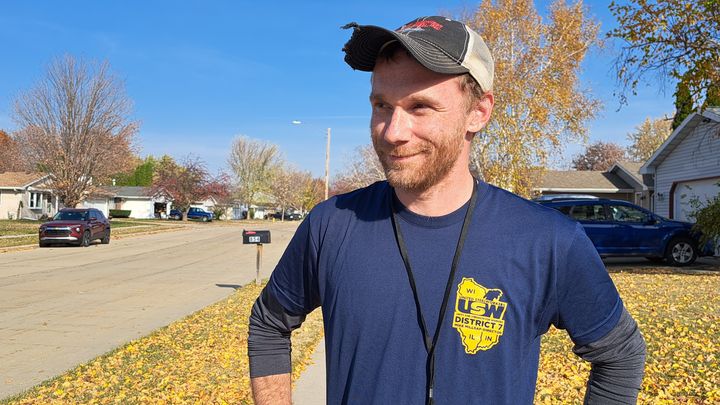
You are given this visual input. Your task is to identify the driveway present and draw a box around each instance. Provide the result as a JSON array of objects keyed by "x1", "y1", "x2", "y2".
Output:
[{"x1": 0, "y1": 222, "x2": 300, "y2": 399}]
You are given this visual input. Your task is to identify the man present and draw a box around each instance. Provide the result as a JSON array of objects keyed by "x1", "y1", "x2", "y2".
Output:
[{"x1": 249, "y1": 16, "x2": 646, "y2": 404}]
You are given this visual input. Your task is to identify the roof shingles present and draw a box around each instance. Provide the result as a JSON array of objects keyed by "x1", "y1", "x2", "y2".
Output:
[{"x1": 0, "y1": 172, "x2": 48, "y2": 188}]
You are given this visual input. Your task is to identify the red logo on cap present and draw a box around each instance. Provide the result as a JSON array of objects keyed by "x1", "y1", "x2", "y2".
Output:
[{"x1": 399, "y1": 20, "x2": 443, "y2": 32}]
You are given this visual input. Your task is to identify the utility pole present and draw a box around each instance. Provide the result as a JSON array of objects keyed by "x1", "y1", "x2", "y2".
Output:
[{"x1": 325, "y1": 127, "x2": 331, "y2": 200}]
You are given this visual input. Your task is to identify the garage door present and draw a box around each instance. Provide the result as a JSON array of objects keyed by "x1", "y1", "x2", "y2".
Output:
[
  {"x1": 83, "y1": 199, "x2": 109, "y2": 218},
  {"x1": 674, "y1": 177, "x2": 720, "y2": 222}
]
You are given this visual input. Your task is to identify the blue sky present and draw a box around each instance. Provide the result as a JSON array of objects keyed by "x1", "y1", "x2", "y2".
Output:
[{"x1": 0, "y1": 1, "x2": 675, "y2": 177}]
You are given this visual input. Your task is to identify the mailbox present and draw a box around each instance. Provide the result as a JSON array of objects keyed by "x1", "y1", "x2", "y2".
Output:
[{"x1": 243, "y1": 230, "x2": 271, "y2": 244}]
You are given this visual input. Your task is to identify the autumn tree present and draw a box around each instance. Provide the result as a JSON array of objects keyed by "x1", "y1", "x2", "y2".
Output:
[
  {"x1": 672, "y1": 74, "x2": 694, "y2": 130},
  {"x1": 0, "y1": 130, "x2": 26, "y2": 172},
  {"x1": 227, "y1": 136, "x2": 282, "y2": 208},
  {"x1": 271, "y1": 166, "x2": 313, "y2": 220},
  {"x1": 459, "y1": 0, "x2": 601, "y2": 197},
  {"x1": 608, "y1": 0, "x2": 720, "y2": 108},
  {"x1": 204, "y1": 172, "x2": 233, "y2": 220},
  {"x1": 12, "y1": 55, "x2": 138, "y2": 206},
  {"x1": 332, "y1": 144, "x2": 385, "y2": 195},
  {"x1": 627, "y1": 117, "x2": 672, "y2": 162},
  {"x1": 572, "y1": 141, "x2": 626, "y2": 171},
  {"x1": 300, "y1": 177, "x2": 325, "y2": 212},
  {"x1": 152, "y1": 155, "x2": 211, "y2": 221}
]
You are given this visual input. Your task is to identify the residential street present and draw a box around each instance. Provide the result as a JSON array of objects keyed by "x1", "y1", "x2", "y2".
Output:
[{"x1": 0, "y1": 222, "x2": 300, "y2": 399}]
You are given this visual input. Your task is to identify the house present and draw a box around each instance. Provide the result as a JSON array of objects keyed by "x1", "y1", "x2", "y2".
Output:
[
  {"x1": 535, "y1": 161, "x2": 649, "y2": 208},
  {"x1": 81, "y1": 186, "x2": 173, "y2": 219},
  {"x1": 640, "y1": 107, "x2": 720, "y2": 221},
  {"x1": 0, "y1": 172, "x2": 59, "y2": 220},
  {"x1": 190, "y1": 196, "x2": 218, "y2": 213}
]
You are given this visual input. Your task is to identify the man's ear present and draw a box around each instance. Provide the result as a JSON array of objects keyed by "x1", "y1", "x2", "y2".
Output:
[{"x1": 466, "y1": 92, "x2": 494, "y2": 133}]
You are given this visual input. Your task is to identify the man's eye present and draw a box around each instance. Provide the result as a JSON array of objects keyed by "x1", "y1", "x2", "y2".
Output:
[
  {"x1": 373, "y1": 102, "x2": 389, "y2": 110},
  {"x1": 413, "y1": 104, "x2": 429, "y2": 110}
]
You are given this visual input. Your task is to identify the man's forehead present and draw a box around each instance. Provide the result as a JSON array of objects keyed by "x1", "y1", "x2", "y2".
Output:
[{"x1": 370, "y1": 54, "x2": 465, "y2": 96}]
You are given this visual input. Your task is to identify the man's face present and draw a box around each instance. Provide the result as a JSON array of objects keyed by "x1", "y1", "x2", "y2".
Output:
[{"x1": 370, "y1": 51, "x2": 476, "y2": 193}]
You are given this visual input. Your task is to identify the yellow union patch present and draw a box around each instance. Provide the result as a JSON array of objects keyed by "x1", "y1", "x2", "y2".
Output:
[{"x1": 452, "y1": 277, "x2": 507, "y2": 354}]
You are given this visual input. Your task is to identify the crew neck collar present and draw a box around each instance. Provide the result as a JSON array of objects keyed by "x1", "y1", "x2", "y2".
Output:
[{"x1": 390, "y1": 180, "x2": 485, "y2": 228}]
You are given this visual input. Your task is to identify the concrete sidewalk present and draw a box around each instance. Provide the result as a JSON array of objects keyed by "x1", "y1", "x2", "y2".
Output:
[{"x1": 293, "y1": 338, "x2": 326, "y2": 405}]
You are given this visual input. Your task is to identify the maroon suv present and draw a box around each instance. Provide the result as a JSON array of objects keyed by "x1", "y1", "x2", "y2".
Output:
[{"x1": 38, "y1": 208, "x2": 111, "y2": 247}]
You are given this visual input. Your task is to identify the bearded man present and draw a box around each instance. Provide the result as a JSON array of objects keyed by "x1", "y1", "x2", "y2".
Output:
[{"x1": 248, "y1": 16, "x2": 646, "y2": 405}]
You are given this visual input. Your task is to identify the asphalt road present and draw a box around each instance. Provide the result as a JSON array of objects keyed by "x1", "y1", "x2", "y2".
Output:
[{"x1": 0, "y1": 221, "x2": 300, "y2": 400}]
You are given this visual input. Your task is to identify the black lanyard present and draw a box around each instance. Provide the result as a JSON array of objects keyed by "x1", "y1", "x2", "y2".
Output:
[{"x1": 389, "y1": 180, "x2": 478, "y2": 405}]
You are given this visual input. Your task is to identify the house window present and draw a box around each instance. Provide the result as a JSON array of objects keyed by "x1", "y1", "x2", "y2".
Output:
[{"x1": 29, "y1": 192, "x2": 42, "y2": 209}]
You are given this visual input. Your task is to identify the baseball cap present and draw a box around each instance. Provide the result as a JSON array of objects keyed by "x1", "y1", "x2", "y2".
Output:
[{"x1": 342, "y1": 16, "x2": 494, "y2": 92}]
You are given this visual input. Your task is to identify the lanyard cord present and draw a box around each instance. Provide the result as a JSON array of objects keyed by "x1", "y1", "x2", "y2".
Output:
[{"x1": 389, "y1": 180, "x2": 478, "y2": 405}]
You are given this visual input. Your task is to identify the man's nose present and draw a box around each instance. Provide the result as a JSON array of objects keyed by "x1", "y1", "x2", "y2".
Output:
[{"x1": 382, "y1": 109, "x2": 412, "y2": 144}]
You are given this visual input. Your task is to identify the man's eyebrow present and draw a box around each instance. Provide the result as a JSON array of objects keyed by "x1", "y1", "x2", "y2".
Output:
[{"x1": 369, "y1": 92, "x2": 385, "y2": 103}]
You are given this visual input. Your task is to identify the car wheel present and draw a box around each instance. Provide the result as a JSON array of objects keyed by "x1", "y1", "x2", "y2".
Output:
[
  {"x1": 39, "y1": 241, "x2": 48, "y2": 248},
  {"x1": 202, "y1": 216, "x2": 208, "y2": 222},
  {"x1": 101, "y1": 230, "x2": 110, "y2": 244},
  {"x1": 665, "y1": 237, "x2": 697, "y2": 266},
  {"x1": 80, "y1": 230, "x2": 91, "y2": 247}
]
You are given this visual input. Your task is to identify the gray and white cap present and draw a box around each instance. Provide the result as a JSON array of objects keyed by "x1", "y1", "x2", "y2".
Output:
[{"x1": 342, "y1": 16, "x2": 494, "y2": 92}]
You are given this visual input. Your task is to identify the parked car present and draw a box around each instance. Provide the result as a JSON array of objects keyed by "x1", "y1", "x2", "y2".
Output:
[
  {"x1": 38, "y1": 208, "x2": 111, "y2": 247},
  {"x1": 270, "y1": 210, "x2": 303, "y2": 220},
  {"x1": 168, "y1": 208, "x2": 213, "y2": 221},
  {"x1": 537, "y1": 197, "x2": 714, "y2": 266}
]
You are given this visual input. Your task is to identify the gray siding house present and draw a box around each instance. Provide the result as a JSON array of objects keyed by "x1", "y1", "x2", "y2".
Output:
[
  {"x1": 536, "y1": 161, "x2": 650, "y2": 209},
  {"x1": 640, "y1": 108, "x2": 720, "y2": 221}
]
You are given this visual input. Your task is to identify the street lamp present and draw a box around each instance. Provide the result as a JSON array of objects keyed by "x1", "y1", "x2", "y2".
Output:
[{"x1": 292, "y1": 121, "x2": 331, "y2": 200}]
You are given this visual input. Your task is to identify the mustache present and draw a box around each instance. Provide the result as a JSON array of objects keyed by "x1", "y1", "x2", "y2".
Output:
[{"x1": 373, "y1": 140, "x2": 431, "y2": 157}]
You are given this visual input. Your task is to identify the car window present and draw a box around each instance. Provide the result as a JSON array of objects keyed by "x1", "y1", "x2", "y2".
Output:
[
  {"x1": 551, "y1": 205, "x2": 572, "y2": 215},
  {"x1": 609, "y1": 205, "x2": 648, "y2": 223},
  {"x1": 569, "y1": 204, "x2": 607, "y2": 221},
  {"x1": 53, "y1": 211, "x2": 88, "y2": 221}
]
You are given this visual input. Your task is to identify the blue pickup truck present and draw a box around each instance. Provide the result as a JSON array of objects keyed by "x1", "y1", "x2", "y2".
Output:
[{"x1": 169, "y1": 207, "x2": 214, "y2": 222}]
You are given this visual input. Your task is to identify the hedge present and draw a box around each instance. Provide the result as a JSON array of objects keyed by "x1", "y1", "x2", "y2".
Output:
[{"x1": 109, "y1": 209, "x2": 131, "y2": 218}]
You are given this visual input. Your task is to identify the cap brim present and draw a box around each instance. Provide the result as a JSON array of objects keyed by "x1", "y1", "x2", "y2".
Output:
[{"x1": 343, "y1": 24, "x2": 469, "y2": 75}]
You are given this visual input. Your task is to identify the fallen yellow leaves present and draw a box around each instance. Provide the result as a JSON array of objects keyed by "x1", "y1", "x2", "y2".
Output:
[
  {"x1": 536, "y1": 272, "x2": 720, "y2": 403},
  {"x1": 3, "y1": 283, "x2": 323, "y2": 405},
  {"x1": 3, "y1": 271, "x2": 717, "y2": 403}
]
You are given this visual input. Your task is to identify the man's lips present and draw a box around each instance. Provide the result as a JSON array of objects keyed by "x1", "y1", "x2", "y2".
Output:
[{"x1": 389, "y1": 152, "x2": 422, "y2": 161}]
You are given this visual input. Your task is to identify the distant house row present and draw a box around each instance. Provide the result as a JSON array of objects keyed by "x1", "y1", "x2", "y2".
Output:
[
  {"x1": 0, "y1": 177, "x2": 220, "y2": 220},
  {"x1": 2, "y1": 109, "x2": 719, "y2": 222},
  {"x1": 536, "y1": 108, "x2": 720, "y2": 222}
]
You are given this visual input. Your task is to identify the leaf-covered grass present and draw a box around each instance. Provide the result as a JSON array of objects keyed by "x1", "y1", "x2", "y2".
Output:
[
  {"x1": 0, "y1": 235, "x2": 37, "y2": 248},
  {"x1": 2, "y1": 271, "x2": 716, "y2": 403},
  {"x1": 0, "y1": 220, "x2": 40, "y2": 236},
  {"x1": 536, "y1": 271, "x2": 720, "y2": 404},
  {"x1": 0, "y1": 219, "x2": 171, "y2": 249},
  {"x1": 2, "y1": 282, "x2": 324, "y2": 405}
]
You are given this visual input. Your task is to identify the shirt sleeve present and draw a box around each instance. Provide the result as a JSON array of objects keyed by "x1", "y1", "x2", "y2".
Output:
[
  {"x1": 247, "y1": 216, "x2": 322, "y2": 378},
  {"x1": 553, "y1": 223, "x2": 623, "y2": 346},
  {"x1": 573, "y1": 307, "x2": 646, "y2": 404},
  {"x1": 266, "y1": 215, "x2": 322, "y2": 314}
]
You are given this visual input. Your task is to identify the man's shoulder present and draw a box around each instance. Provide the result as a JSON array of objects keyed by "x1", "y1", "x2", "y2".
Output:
[
  {"x1": 307, "y1": 181, "x2": 390, "y2": 223},
  {"x1": 480, "y1": 182, "x2": 580, "y2": 233}
]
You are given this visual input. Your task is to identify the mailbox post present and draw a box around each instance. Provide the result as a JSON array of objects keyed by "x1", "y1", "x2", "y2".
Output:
[{"x1": 243, "y1": 230, "x2": 271, "y2": 285}]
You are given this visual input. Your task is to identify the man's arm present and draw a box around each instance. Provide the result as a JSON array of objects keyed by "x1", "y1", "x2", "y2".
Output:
[
  {"x1": 248, "y1": 287, "x2": 307, "y2": 405},
  {"x1": 573, "y1": 307, "x2": 646, "y2": 404},
  {"x1": 251, "y1": 373, "x2": 291, "y2": 405}
]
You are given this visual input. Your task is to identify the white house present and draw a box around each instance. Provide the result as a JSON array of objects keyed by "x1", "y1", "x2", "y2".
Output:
[
  {"x1": 81, "y1": 186, "x2": 173, "y2": 219},
  {"x1": 0, "y1": 172, "x2": 59, "y2": 220},
  {"x1": 640, "y1": 108, "x2": 720, "y2": 222}
]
